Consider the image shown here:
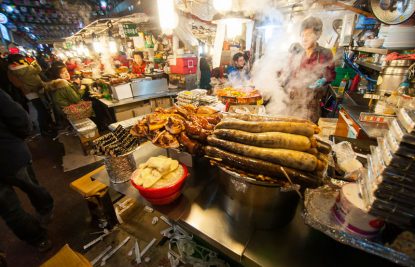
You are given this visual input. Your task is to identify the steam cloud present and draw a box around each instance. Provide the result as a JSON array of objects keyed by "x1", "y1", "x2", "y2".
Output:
[{"x1": 237, "y1": 1, "x2": 342, "y2": 119}]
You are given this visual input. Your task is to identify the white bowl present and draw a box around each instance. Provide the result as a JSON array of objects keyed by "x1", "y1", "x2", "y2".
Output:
[{"x1": 370, "y1": 39, "x2": 384, "y2": 48}]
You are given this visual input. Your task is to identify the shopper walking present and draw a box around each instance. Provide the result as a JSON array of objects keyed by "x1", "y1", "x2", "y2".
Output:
[
  {"x1": 7, "y1": 54, "x2": 56, "y2": 137},
  {"x1": 0, "y1": 89, "x2": 54, "y2": 252},
  {"x1": 199, "y1": 57, "x2": 212, "y2": 91}
]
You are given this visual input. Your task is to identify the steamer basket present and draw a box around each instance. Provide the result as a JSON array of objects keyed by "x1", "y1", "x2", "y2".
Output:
[
  {"x1": 218, "y1": 167, "x2": 299, "y2": 230},
  {"x1": 104, "y1": 153, "x2": 136, "y2": 184}
]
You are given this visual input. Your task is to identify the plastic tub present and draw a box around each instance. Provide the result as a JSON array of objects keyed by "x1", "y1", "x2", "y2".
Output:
[{"x1": 131, "y1": 164, "x2": 188, "y2": 204}]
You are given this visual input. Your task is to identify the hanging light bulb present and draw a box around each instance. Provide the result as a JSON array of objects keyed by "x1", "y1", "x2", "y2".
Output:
[
  {"x1": 157, "y1": 0, "x2": 178, "y2": 34},
  {"x1": 213, "y1": 0, "x2": 232, "y2": 13}
]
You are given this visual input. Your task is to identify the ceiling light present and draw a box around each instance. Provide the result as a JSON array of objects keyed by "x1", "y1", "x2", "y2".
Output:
[
  {"x1": 213, "y1": 0, "x2": 232, "y2": 13},
  {"x1": 157, "y1": 0, "x2": 178, "y2": 34}
]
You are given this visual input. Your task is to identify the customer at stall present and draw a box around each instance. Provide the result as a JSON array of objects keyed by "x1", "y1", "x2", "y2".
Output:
[
  {"x1": 284, "y1": 16, "x2": 335, "y2": 123},
  {"x1": 47, "y1": 63, "x2": 81, "y2": 110},
  {"x1": 131, "y1": 51, "x2": 146, "y2": 75},
  {"x1": 227, "y1": 52, "x2": 250, "y2": 83},
  {"x1": 7, "y1": 54, "x2": 56, "y2": 137},
  {"x1": 65, "y1": 58, "x2": 78, "y2": 77},
  {"x1": 199, "y1": 57, "x2": 212, "y2": 91},
  {"x1": 0, "y1": 89, "x2": 53, "y2": 252}
]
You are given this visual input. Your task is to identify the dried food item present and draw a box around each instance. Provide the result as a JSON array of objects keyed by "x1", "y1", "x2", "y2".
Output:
[
  {"x1": 214, "y1": 128, "x2": 316, "y2": 151},
  {"x1": 205, "y1": 146, "x2": 320, "y2": 186},
  {"x1": 215, "y1": 119, "x2": 318, "y2": 137},
  {"x1": 207, "y1": 136, "x2": 323, "y2": 172}
]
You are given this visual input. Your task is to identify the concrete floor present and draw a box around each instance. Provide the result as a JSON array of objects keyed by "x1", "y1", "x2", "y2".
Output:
[{"x1": 0, "y1": 136, "x2": 103, "y2": 267}]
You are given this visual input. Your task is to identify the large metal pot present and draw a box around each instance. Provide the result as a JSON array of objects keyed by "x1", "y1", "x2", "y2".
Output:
[
  {"x1": 218, "y1": 167, "x2": 299, "y2": 230},
  {"x1": 377, "y1": 65, "x2": 410, "y2": 94}
]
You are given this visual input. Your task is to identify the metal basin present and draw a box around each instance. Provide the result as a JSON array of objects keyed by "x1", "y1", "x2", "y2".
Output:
[{"x1": 218, "y1": 167, "x2": 299, "y2": 230}]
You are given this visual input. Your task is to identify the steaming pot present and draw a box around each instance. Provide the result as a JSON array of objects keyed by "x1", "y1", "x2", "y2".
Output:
[
  {"x1": 218, "y1": 167, "x2": 299, "y2": 230},
  {"x1": 377, "y1": 60, "x2": 413, "y2": 94}
]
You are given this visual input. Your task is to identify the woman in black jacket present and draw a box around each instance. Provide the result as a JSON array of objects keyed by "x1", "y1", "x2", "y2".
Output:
[{"x1": 0, "y1": 89, "x2": 53, "y2": 252}]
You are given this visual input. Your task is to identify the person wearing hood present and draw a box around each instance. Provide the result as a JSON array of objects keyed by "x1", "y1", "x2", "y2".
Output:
[
  {"x1": 7, "y1": 54, "x2": 55, "y2": 136},
  {"x1": 47, "y1": 63, "x2": 81, "y2": 110},
  {"x1": 284, "y1": 16, "x2": 335, "y2": 123}
]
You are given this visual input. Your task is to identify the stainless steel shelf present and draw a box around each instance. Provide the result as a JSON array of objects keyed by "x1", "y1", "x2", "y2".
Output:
[
  {"x1": 352, "y1": 47, "x2": 389, "y2": 55},
  {"x1": 355, "y1": 60, "x2": 382, "y2": 72}
]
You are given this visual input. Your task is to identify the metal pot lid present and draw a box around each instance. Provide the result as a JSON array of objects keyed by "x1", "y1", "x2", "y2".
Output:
[
  {"x1": 382, "y1": 59, "x2": 414, "y2": 67},
  {"x1": 370, "y1": 0, "x2": 415, "y2": 24},
  {"x1": 382, "y1": 67, "x2": 410, "y2": 75}
]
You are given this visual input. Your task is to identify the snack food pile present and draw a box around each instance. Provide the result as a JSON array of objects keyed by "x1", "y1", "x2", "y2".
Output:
[
  {"x1": 130, "y1": 105, "x2": 222, "y2": 155},
  {"x1": 131, "y1": 156, "x2": 183, "y2": 188},
  {"x1": 92, "y1": 125, "x2": 140, "y2": 157},
  {"x1": 205, "y1": 114, "x2": 331, "y2": 187}
]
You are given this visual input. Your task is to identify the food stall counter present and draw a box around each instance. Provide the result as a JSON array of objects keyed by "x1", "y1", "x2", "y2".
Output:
[
  {"x1": 337, "y1": 103, "x2": 388, "y2": 139},
  {"x1": 92, "y1": 143, "x2": 398, "y2": 267},
  {"x1": 99, "y1": 90, "x2": 179, "y2": 108}
]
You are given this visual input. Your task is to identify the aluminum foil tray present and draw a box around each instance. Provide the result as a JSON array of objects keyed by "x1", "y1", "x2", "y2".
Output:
[{"x1": 303, "y1": 186, "x2": 415, "y2": 267}]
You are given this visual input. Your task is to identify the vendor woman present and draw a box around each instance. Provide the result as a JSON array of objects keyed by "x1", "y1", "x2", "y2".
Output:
[
  {"x1": 285, "y1": 16, "x2": 335, "y2": 123},
  {"x1": 131, "y1": 51, "x2": 146, "y2": 75}
]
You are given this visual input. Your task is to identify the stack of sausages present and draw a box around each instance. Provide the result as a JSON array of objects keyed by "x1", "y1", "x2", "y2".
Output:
[{"x1": 205, "y1": 114, "x2": 331, "y2": 187}]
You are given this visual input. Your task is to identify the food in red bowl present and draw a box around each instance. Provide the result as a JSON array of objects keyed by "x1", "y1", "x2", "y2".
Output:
[
  {"x1": 131, "y1": 156, "x2": 188, "y2": 205},
  {"x1": 143, "y1": 191, "x2": 183, "y2": 206}
]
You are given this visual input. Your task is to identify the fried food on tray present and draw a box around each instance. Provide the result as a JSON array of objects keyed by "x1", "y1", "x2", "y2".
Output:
[{"x1": 130, "y1": 104, "x2": 222, "y2": 154}]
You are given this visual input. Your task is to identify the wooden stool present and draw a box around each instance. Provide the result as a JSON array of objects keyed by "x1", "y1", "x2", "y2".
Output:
[{"x1": 70, "y1": 166, "x2": 118, "y2": 228}]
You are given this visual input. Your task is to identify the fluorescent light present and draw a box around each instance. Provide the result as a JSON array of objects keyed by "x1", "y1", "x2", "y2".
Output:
[
  {"x1": 213, "y1": 0, "x2": 232, "y2": 12},
  {"x1": 157, "y1": 0, "x2": 178, "y2": 34},
  {"x1": 93, "y1": 40, "x2": 103, "y2": 53},
  {"x1": 226, "y1": 19, "x2": 243, "y2": 39},
  {"x1": 109, "y1": 40, "x2": 117, "y2": 53}
]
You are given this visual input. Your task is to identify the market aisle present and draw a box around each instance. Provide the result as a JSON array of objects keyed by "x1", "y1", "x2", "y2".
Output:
[{"x1": 0, "y1": 137, "x2": 102, "y2": 267}]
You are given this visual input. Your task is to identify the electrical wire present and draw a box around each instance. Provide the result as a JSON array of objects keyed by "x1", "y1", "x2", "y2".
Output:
[{"x1": 343, "y1": 50, "x2": 378, "y2": 84}]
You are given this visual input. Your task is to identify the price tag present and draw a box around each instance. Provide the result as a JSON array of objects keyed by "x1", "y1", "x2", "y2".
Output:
[{"x1": 363, "y1": 94, "x2": 381, "y2": 99}]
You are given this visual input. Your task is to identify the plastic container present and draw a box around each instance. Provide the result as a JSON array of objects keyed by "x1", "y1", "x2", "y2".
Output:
[
  {"x1": 338, "y1": 73, "x2": 350, "y2": 94},
  {"x1": 170, "y1": 57, "x2": 198, "y2": 74},
  {"x1": 131, "y1": 164, "x2": 188, "y2": 205},
  {"x1": 104, "y1": 153, "x2": 136, "y2": 184}
]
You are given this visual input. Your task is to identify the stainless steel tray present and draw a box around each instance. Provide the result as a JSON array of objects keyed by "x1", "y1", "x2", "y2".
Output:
[{"x1": 303, "y1": 186, "x2": 415, "y2": 267}]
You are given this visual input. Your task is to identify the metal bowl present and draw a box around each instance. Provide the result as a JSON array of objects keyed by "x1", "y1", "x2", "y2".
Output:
[{"x1": 218, "y1": 167, "x2": 300, "y2": 230}]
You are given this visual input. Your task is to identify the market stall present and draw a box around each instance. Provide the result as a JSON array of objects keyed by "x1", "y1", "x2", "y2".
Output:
[{"x1": 31, "y1": 0, "x2": 415, "y2": 266}]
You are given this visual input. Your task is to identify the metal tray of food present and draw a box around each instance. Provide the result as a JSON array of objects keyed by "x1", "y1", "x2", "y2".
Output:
[{"x1": 303, "y1": 186, "x2": 415, "y2": 267}]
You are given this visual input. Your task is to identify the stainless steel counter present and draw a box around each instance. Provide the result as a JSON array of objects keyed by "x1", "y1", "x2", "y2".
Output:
[
  {"x1": 341, "y1": 103, "x2": 388, "y2": 139},
  {"x1": 92, "y1": 143, "x2": 398, "y2": 267},
  {"x1": 99, "y1": 90, "x2": 179, "y2": 108}
]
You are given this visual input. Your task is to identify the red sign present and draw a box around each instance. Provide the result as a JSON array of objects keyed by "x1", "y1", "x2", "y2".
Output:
[{"x1": 9, "y1": 47, "x2": 20, "y2": 54}]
